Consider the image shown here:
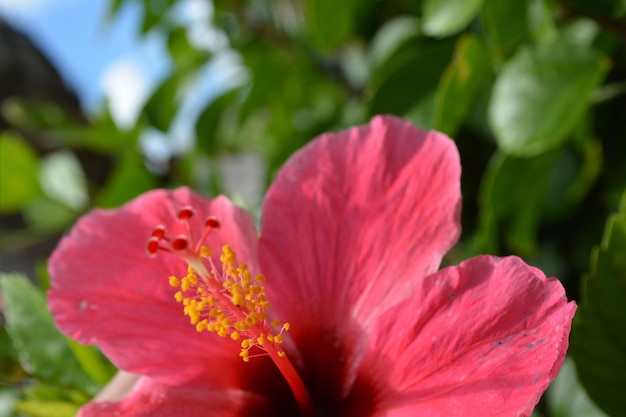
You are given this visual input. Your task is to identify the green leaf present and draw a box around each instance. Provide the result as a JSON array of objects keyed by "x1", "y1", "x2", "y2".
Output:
[
  {"x1": 547, "y1": 358, "x2": 609, "y2": 417},
  {"x1": 66, "y1": 339, "x2": 116, "y2": 385},
  {"x1": 432, "y1": 35, "x2": 490, "y2": 136},
  {"x1": 528, "y1": 0, "x2": 557, "y2": 44},
  {"x1": 0, "y1": 389, "x2": 18, "y2": 417},
  {"x1": 0, "y1": 274, "x2": 100, "y2": 395},
  {"x1": 167, "y1": 27, "x2": 210, "y2": 73},
  {"x1": 0, "y1": 133, "x2": 42, "y2": 213},
  {"x1": 24, "y1": 197, "x2": 77, "y2": 234},
  {"x1": 542, "y1": 138, "x2": 603, "y2": 219},
  {"x1": 14, "y1": 400, "x2": 79, "y2": 417},
  {"x1": 107, "y1": 0, "x2": 124, "y2": 18},
  {"x1": 481, "y1": 0, "x2": 528, "y2": 53},
  {"x1": 195, "y1": 89, "x2": 241, "y2": 156},
  {"x1": 143, "y1": 74, "x2": 180, "y2": 132},
  {"x1": 488, "y1": 35, "x2": 607, "y2": 156},
  {"x1": 306, "y1": 0, "x2": 363, "y2": 50},
  {"x1": 567, "y1": 0, "x2": 626, "y2": 19},
  {"x1": 369, "y1": 16, "x2": 421, "y2": 70},
  {"x1": 369, "y1": 38, "x2": 455, "y2": 116},
  {"x1": 477, "y1": 150, "x2": 559, "y2": 256},
  {"x1": 422, "y1": 0, "x2": 484, "y2": 37},
  {"x1": 3, "y1": 98, "x2": 130, "y2": 152},
  {"x1": 572, "y1": 191, "x2": 626, "y2": 417},
  {"x1": 94, "y1": 150, "x2": 158, "y2": 209},
  {"x1": 39, "y1": 151, "x2": 89, "y2": 211}
]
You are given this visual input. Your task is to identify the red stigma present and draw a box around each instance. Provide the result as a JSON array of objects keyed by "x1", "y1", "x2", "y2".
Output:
[
  {"x1": 205, "y1": 217, "x2": 221, "y2": 229},
  {"x1": 177, "y1": 206, "x2": 194, "y2": 220},
  {"x1": 146, "y1": 237, "x2": 160, "y2": 256},
  {"x1": 171, "y1": 236, "x2": 189, "y2": 252},
  {"x1": 151, "y1": 225, "x2": 167, "y2": 239},
  {"x1": 146, "y1": 207, "x2": 221, "y2": 258}
]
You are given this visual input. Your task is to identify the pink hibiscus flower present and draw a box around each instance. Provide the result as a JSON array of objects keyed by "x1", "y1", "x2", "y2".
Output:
[{"x1": 48, "y1": 115, "x2": 575, "y2": 417}]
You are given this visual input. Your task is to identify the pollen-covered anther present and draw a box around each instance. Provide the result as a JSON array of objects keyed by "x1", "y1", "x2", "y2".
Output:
[{"x1": 169, "y1": 244, "x2": 289, "y2": 362}]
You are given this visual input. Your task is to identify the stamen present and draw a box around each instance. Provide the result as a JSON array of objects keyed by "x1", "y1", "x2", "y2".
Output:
[{"x1": 146, "y1": 208, "x2": 314, "y2": 416}]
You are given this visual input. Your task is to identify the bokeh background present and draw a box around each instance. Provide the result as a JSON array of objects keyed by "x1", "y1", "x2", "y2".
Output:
[{"x1": 0, "y1": 0, "x2": 624, "y2": 416}]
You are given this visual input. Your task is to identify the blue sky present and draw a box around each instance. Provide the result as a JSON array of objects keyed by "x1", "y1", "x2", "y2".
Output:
[
  {"x1": 0, "y1": 0, "x2": 244, "y2": 157},
  {"x1": 0, "y1": 0, "x2": 169, "y2": 121}
]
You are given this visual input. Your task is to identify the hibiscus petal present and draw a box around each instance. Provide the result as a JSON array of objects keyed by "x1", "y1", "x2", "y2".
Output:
[
  {"x1": 259, "y1": 115, "x2": 461, "y2": 328},
  {"x1": 78, "y1": 377, "x2": 274, "y2": 417},
  {"x1": 48, "y1": 187, "x2": 259, "y2": 386},
  {"x1": 364, "y1": 256, "x2": 576, "y2": 416}
]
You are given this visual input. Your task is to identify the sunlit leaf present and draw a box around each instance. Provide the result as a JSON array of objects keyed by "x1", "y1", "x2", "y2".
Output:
[
  {"x1": 14, "y1": 400, "x2": 79, "y2": 417},
  {"x1": 369, "y1": 16, "x2": 420, "y2": 69},
  {"x1": 39, "y1": 151, "x2": 89, "y2": 212},
  {"x1": 528, "y1": 0, "x2": 558, "y2": 43},
  {"x1": 488, "y1": 35, "x2": 607, "y2": 155},
  {"x1": 0, "y1": 389, "x2": 18, "y2": 417},
  {"x1": 422, "y1": 0, "x2": 484, "y2": 37},
  {"x1": 547, "y1": 358, "x2": 609, "y2": 417},
  {"x1": 0, "y1": 134, "x2": 42, "y2": 213},
  {"x1": 572, "y1": 191, "x2": 626, "y2": 417},
  {"x1": 24, "y1": 197, "x2": 77, "y2": 234}
]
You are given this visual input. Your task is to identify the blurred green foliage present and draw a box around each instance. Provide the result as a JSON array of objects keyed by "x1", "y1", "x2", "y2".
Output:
[{"x1": 1, "y1": 0, "x2": 625, "y2": 415}]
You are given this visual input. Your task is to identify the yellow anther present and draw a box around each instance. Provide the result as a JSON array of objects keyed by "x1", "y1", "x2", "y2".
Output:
[
  {"x1": 277, "y1": 351, "x2": 286, "y2": 358},
  {"x1": 196, "y1": 320, "x2": 208, "y2": 332},
  {"x1": 181, "y1": 277, "x2": 190, "y2": 291},
  {"x1": 283, "y1": 322, "x2": 291, "y2": 331},
  {"x1": 199, "y1": 246, "x2": 212, "y2": 258},
  {"x1": 186, "y1": 267, "x2": 198, "y2": 285},
  {"x1": 165, "y1": 242, "x2": 291, "y2": 362}
]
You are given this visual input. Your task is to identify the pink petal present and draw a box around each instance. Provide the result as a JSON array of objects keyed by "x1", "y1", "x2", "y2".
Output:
[
  {"x1": 48, "y1": 187, "x2": 259, "y2": 387},
  {"x1": 259, "y1": 115, "x2": 461, "y2": 329},
  {"x1": 78, "y1": 377, "x2": 275, "y2": 417},
  {"x1": 363, "y1": 256, "x2": 576, "y2": 416}
]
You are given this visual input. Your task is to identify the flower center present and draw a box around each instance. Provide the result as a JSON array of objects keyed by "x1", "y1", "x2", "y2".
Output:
[{"x1": 145, "y1": 205, "x2": 313, "y2": 415}]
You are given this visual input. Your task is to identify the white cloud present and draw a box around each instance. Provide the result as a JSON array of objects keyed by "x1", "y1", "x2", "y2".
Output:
[{"x1": 100, "y1": 57, "x2": 150, "y2": 129}]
